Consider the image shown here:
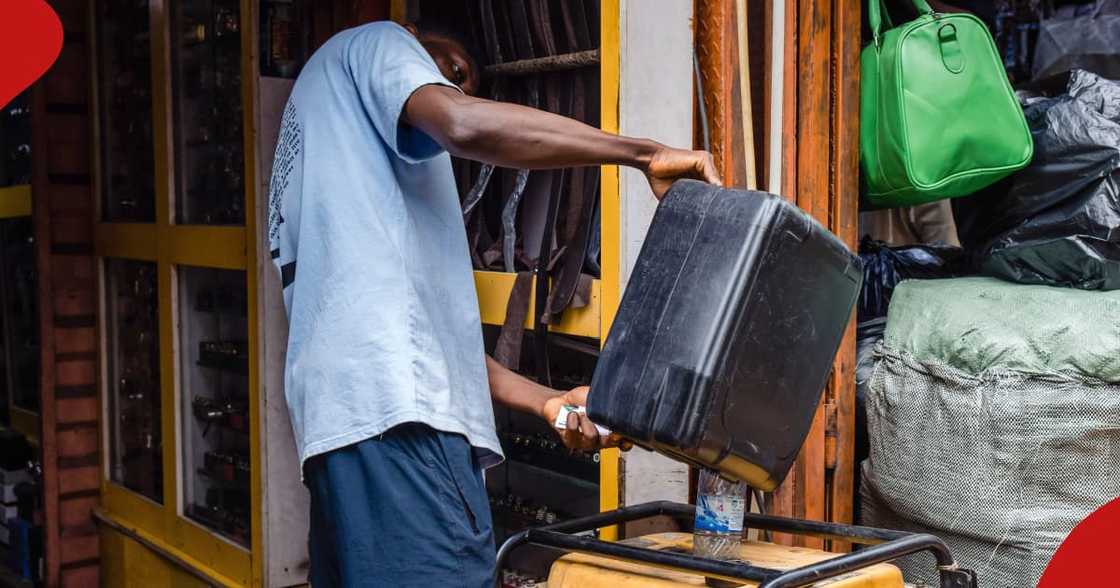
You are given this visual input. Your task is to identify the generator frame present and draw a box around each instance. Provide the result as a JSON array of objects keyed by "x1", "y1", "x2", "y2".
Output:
[{"x1": 496, "y1": 501, "x2": 978, "y2": 588}]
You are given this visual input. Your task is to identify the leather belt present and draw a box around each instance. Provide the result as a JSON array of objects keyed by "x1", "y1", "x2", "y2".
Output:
[{"x1": 465, "y1": 0, "x2": 602, "y2": 384}]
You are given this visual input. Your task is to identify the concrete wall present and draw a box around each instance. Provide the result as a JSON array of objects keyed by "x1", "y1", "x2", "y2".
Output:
[{"x1": 616, "y1": 0, "x2": 694, "y2": 510}]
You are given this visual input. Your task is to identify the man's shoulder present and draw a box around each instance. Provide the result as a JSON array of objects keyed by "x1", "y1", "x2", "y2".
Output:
[{"x1": 327, "y1": 20, "x2": 412, "y2": 52}]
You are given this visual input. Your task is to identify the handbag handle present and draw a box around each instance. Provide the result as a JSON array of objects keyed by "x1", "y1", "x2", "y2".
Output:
[{"x1": 869, "y1": 0, "x2": 934, "y2": 46}]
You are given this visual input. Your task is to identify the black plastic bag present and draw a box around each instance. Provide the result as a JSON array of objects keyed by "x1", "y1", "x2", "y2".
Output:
[
  {"x1": 954, "y1": 70, "x2": 1120, "y2": 291},
  {"x1": 1032, "y1": 0, "x2": 1120, "y2": 82},
  {"x1": 857, "y1": 237, "x2": 965, "y2": 322}
]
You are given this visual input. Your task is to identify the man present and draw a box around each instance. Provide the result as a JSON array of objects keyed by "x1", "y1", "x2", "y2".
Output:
[{"x1": 267, "y1": 20, "x2": 718, "y2": 588}]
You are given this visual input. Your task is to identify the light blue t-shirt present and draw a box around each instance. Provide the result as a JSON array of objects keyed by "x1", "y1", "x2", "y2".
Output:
[{"x1": 267, "y1": 22, "x2": 502, "y2": 469}]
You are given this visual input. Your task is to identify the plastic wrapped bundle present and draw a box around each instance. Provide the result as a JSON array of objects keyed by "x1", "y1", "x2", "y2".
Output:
[
  {"x1": 954, "y1": 70, "x2": 1120, "y2": 290},
  {"x1": 860, "y1": 278, "x2": 1120, "y2": 588}
]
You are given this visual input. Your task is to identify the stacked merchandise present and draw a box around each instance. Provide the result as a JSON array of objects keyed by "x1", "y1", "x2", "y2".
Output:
[
  {"x1": 0, "y1": 432, "x2": 37, "y2": 582},
  {"x1": 955, "y1": 69, "x2": 1120, "y2": 291},
  {"x1": 857, "y1": 6, "x2": 1120, "y2": 587},
  {"x1": 0, "y1": 466, "x2": 28, "y2": 547},
  {"x1": 860, "y1": 278, "x2": 1120, "y2": 587}
]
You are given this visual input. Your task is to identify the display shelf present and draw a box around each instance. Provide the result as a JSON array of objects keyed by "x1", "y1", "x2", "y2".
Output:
[
  {"x1": 179, "y1": 267, "x2": 250, "y2": 548},
  {"x1": 474, "y1": 270, "x2": 601, "y2": 339},
  {"x1": 170, "y1": 0, "x2": 246, "y2": 226},
  {"x1": 95, "y1": 0, "x2": 155, "y2": 222},
  {"x1": 104, "y1": 258, "x2": 162, "y2": 503},
  {"x1": 500, "y1": 431, "x2": 600, "y2": 484}
]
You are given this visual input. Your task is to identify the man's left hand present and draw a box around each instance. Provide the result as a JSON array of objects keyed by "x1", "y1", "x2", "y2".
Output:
[{"x1": 541, "y1": 386, "x2": 630, "y2": 452}]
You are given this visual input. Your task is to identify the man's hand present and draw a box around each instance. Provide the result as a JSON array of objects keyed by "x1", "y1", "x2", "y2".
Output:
[
  {"x1": 644, "y1": 147, "x2": 721, "y2": 199},
  {"x1": 541, "y1": 386, "x2": 629, "y2": 452}
]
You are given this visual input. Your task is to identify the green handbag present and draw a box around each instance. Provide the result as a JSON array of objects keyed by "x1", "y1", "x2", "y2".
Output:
[{"x1": 860, "y1": 0, "x2": 1033, "y2": 207}]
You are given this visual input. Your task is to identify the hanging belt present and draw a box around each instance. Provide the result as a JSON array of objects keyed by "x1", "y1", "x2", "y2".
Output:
[
  {"x1": 543, "y1": 0, "x2": 598, "y2": 324},
  {"x1": 499, "y1": 0, "x2": 538, "y2": 274},
  {"x1": 480, "y1": 1, "x2": 602, "y2": 383}
]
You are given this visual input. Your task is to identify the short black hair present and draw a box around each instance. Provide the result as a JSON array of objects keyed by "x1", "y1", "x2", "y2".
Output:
[{"x1": 414, "y1": 20, "x2": 486, "y2": 70}]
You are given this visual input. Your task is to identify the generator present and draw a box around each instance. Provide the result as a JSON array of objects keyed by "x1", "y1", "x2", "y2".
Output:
[{"x1": 498, "y1": 501, "x2": 977, "y2": 588}]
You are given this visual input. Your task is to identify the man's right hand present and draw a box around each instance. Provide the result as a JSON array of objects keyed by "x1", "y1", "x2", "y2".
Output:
[
  {"x1": 405, "y1": 85, "x2": 721, "y2": 198},
  {"x1": 644, "y1": 146, "x2": 721, "y2": 199}
]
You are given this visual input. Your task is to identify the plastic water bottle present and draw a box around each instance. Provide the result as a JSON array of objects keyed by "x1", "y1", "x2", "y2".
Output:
[{"x1": 694, "y1": 468, "x2": 747, "y2": 560}]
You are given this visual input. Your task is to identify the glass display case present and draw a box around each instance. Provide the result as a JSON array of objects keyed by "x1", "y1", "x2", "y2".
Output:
[
  {"x1": 96, "y1": 0, "x2": 156, "y2": 222},
  {"x1": 259, "y1": 0, "x2": 307, "y2": 78},
  {"x1": 0, "y1": 91, "x2": 31, "y2": 188},
  {"x1": 179, "y1": 266, "x2": 250, "y2": 546},
  {"x1": 105, "y1": 259, "x2": 162, "y2": 502},
  {"x1": 170, "y1": 0, "x2": 246, "y2": 225},
  {"x1": 0, "y1": 218, "x2": 39, "y2": 413}
]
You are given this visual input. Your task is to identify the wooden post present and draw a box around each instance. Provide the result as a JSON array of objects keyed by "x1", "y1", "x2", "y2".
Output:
[
  {"x1": 770, "y1": 0, "x2": 860, "y2": 551},
  {"x1": 695, "y1": 0, "x2": 861, "y2": 551},
  {"x1": 36, "y1": 1, "x2": 102, "y2": 585}
]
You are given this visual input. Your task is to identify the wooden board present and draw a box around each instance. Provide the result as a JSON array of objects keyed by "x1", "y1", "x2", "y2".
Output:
[{"x1": 765, "y1": 0, "x2": 861, "y2": 551}]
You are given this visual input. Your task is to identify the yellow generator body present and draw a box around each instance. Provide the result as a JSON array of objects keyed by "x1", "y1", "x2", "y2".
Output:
[{"x1": 546, "y1": 533, "x2": 904, "y2": 588}]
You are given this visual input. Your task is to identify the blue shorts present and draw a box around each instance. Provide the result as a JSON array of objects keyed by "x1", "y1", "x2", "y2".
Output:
[{"x1": 304, "y1": 423, "x2": 496, "y2": 587}]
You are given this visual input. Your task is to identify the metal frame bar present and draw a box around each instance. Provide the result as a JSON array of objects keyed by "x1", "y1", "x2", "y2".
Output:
[
  {"x1": 483, "y1": 49, "x2": 600, "y2": 77},
  {"x1": 496, "y1": 501, "x2": 978, "y2": 588}
]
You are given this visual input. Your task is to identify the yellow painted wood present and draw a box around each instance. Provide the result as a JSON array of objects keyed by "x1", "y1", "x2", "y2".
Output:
[
  {"x1": 390, "y1": 0, "x2": 408, "y2": 22},
  {"x1": 547, "y1": 533, "x2": 904, "y2": 587},
  {"x1": 94, "y1": 223, "x2": 159, "y2": 261},
  {"x1": 598, "y1": 0, "x2": 622, "y2": 542},
  {"x1": 8, "y1": 407, "x2": 38, "y2": 445},
  {"x1": 168, "y1": 515, "x2": 252, "y2": 586},
  {"x1": 127, "y1": 531, "x2": 175, "y2": 587},
  {"x1": 162, "y1": 226, "x2": 248, "y2": 269},
  {"x1": 0, "y1": 185, "x2": 32, "y2": 219},
  {"x1": 100, "y1": 525, "x2": 128, "y2": 588},
  {"x1": 474, "y1": 270, "x2": 601, "y2": 339},
  {"x1": 102, "y1": 483, "x2": 168, "y2": 539},
  {"x1": 94, "y1": 224, "x2": 247, "y2": 268},
  {"x1": 239, "y1": 0, "x2": 264, "y2": 583},
  {"x1": 96, "y1": 508, "x2": 242, "y2": 588}
]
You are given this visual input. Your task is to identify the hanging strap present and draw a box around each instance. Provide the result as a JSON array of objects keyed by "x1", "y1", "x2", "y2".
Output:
[
  {"x1": 869, "y1": 0, "x2": 932, "y2": 45},
  {"x1": 493, "y1": 272, "x2": 534, "y2": 370}
]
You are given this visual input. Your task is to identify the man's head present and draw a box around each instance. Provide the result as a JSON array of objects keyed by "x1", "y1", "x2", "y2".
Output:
[{"x1": 403, "y1": 22, "x2": 482, "y2": 96}]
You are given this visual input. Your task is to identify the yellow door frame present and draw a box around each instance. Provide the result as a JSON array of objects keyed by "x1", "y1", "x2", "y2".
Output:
[{"x1": 91, "y1": 0, "x2": 258, "y2": 585}]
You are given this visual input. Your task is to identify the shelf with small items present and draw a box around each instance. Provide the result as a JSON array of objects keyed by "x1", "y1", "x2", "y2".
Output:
[
  {"x1": 180, "y1": 266, "x2": 251, "y2": 547},
  {"x1": 500, "y1": 431, "x2": 600, "y2": 484},
  {"x1": 196, "y1": 340, "x2": 249, "y2": 374}
]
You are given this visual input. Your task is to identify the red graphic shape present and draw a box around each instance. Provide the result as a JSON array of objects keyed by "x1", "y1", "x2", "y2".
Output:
[
  {"x1": 1038, "y1": 496, "x2": 1120, "y2": 587},
  {"x1": 0, "y1": 0, "x2": 63, "y2": 109}
]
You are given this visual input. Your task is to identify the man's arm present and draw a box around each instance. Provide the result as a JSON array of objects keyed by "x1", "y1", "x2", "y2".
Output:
[
  {"x1": 403, "y1": 84, "x2": 719, "y2": 198},
  {"x1": 486, "y1": 356, "x2": 621, "y2": 451}
]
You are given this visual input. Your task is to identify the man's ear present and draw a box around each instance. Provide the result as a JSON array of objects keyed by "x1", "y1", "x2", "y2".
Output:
[{"x1": 402, "y1": 23, "x2": 419, "y2": 37}]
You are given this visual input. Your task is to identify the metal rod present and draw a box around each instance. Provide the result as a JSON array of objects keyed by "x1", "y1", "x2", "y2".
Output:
[
  {"x1": 483, "y1": 49, "x2": 600, "y2": 77},
  {"x1": 742, "y1": 511, "x2": 912, "y2": 545},
  {"x1": 525, "y1": 529, "x2": 780, "y2": 583},
  {"x1": 758, "y1": 534, "x2": 957, "y2": 588}
]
